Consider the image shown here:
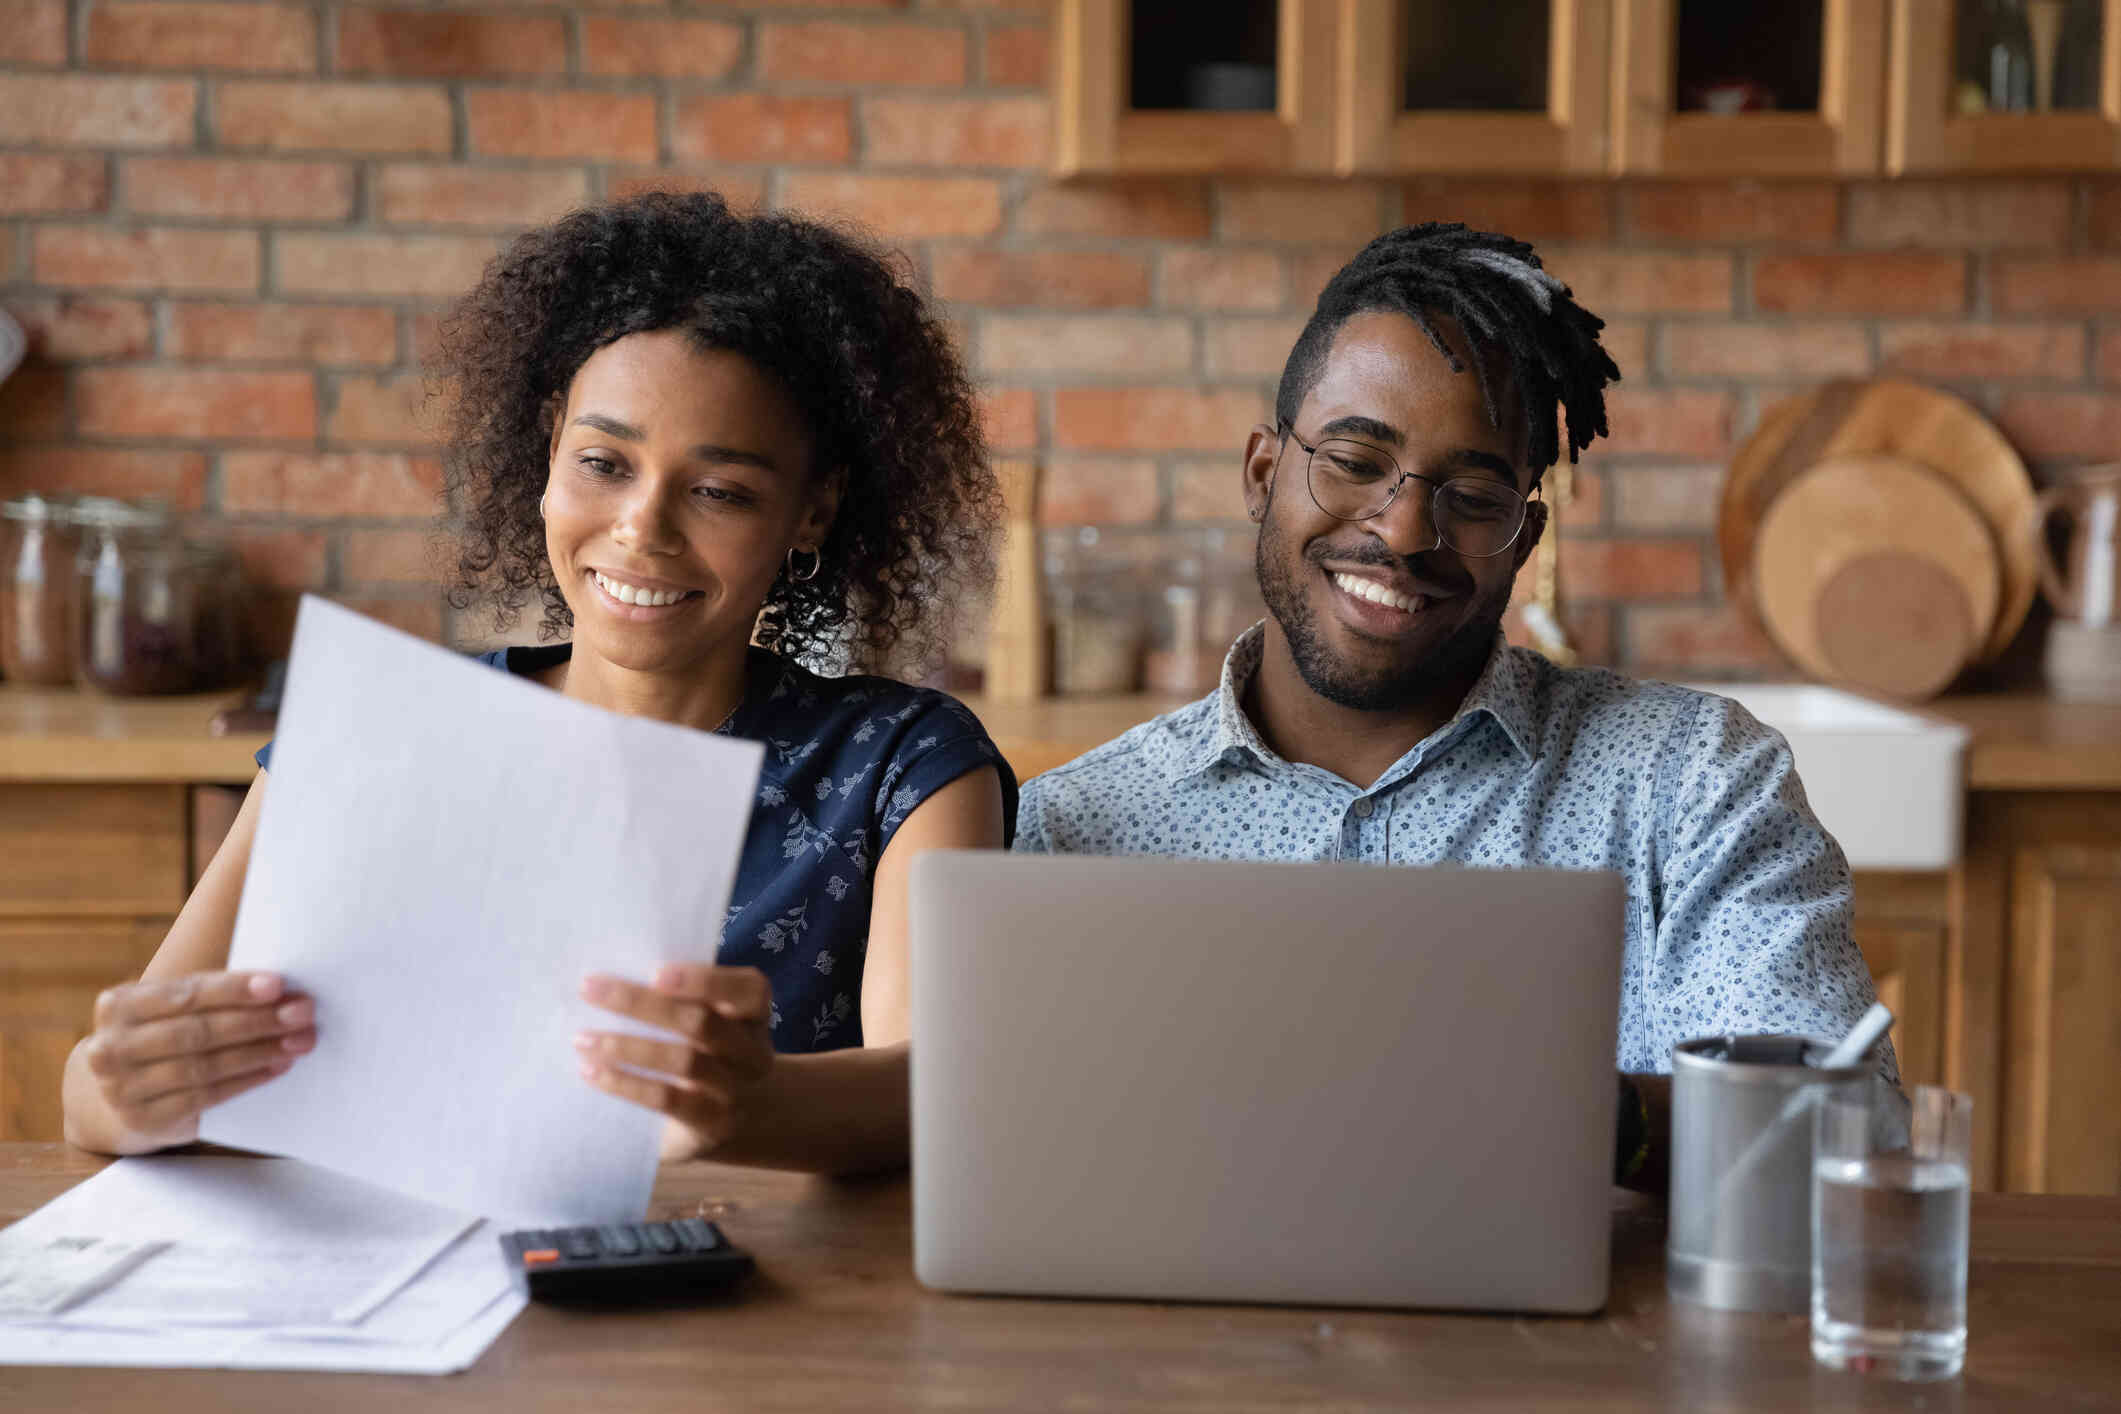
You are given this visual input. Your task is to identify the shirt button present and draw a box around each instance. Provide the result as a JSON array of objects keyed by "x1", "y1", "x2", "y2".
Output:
[{"x1": 1351, "y1": 798, "x2": 1374, "y2": 819}]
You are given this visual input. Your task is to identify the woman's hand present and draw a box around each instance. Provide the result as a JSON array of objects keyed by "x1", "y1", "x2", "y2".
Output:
[
  {"x1": 576, "y1": 965, "x2": 775, "y2": 1161},
  {"x1": 77, "y1": 971, "x2": 316, "y2": 1147}
]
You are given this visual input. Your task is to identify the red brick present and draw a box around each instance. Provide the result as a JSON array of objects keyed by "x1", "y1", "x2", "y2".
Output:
[
  {"x1": 1161, "y1": 248, "x2": 1282, "y2": 311},
  {"x1": 332, "y1": 594, "x2": 443, "y2": 642},
  {"x1": 2100, "y1": 328, "x2": 2121, "y2": 386},
  {"x1": 1994, "y1": 392, "x2": 2121, "y2": 459},
  {"x1": 0, "y1": 0, "x2": 67, "y2": 64},
  {"x1": 779, "y1": 172, "x2": 1002, "y2": 239},
  {"x1": 326, "y1": 372, "x2": 440, "y2": 445},
  {"x1": 1625, "y1": 603, "x2": 1784, "y2": 674},
  {"x1": 166, "y1": 303, "x2": 399, "y2": 366},
  {"x1": 87, "y1": 3, "x2": 314, "y2": 72},
  {"x1": 1608, "y1": 464, "x2": 1722, "y2": 533},
  {"x1": 124, "y1": 157, "x2": 355, "y2": 222},
  {"x1": 215, "y1": 80, "x2": 451, "y2": 154},
  {"x1": 1402, "y1": 180, "x2": 1614, "y2": 243},
  {"x1": 1599, "y1": 319, "x2": 1650, "y2": 382},
  {"x1": 2089, "y1": 183, "x2": 2121, "y2": 249},
  {"x1": 1557, "y1": 538, "x2": 1702, "y2": 599},
  {"x1": 0, "y1": 76, "x2": 196, "y2": 148},
  {"x1": 223, "y1": 451, "x2": 443, "y2": 515},
  {"x1": 671, "y1": 95, "x2": 853, "y2": 165},
  {"x1": 980, "y1": 386, "x2": 1036, "y2": 449},
  {"x1": 336, "y1": 11, "x2": 565, "y2": 78},
  {"x1": 0, "y1": 155, "x2": 108, "y2": 215},
  {"x1": 979, "y1": 315, "x2": 1192, "y2": 376},
  {"x1": 1038, "y1": 458, "x2": 1158, "y2": 525},
  {"x1": 0, "y1": 365, "x2": 69, "y2": 441},
  {"x1": 1054, "y1": 387, "x2": 1264, "y2": 452},
  {"x1": 983, "y1": 22, "x2": 1049, "y2": 86},
  {"x1": 32, "y1": 226, "x2": 258, "y2": 293},
  {"x1": 760, "y1": 21, "x2": 966, "y2": 87},
  {"x1": 1992, "y1": 257, "x2": 2121, "y2": 314},
  {"x1": 2, "y1": 295, "x2": 152, "y2": 359},
  {"x1": 931, "y1": 249, "x2": 1149, "y2": 308},
  {"x1": 1600, "y1": 388, "x2": 1731, "y2": 458},
  {"x1": 343, "y1": 527, "x2": 445, "y2": 583},
  {"x1": 1548, "y1": 251, "x2": 1733, "y2": 315},
  {"x1": 1624, "y1": 183, "x2": 1840, "y2": 243},
  {"x1": 1286, "y1": 249, "x2": 1346, "y2": 309},
  {"x1": 277, "y1": 233, "x2": 497, "y2": 298},
  {"x1": 606, "y1": 168, "x2": 768, "y2": 210},
  {"x1": 76, "y1": 368, "x2": 315, "y2": 441},
  {"x1": 1503, "y1": 597, "x2": 1615, "y2": 667},
  {"x1": 1202, "y1": 316, "x2": 1305, "y2": 379},
  {"x1": 376, "y1": 165, "x2": 590, "y2": 228},
  {"x1": 1548, "y1": 463, "x2": 1606, "y2": 528},
  {"x1": 1014, "y1": 182, "x2": 1211, "y2": 240},
  {"x1": 1658, "y1": 322, "x2": 1871, "y2": 379},
  {"x1": 1218, "y1": 180, "x2": 1385, "y2": 244},
  {"x1": 0, "y1": 448, "x2": 208, "y2": 508},
  {"x1": 230, "y1": 528, "x2": 328, "y2": 590},
  {"x1": 1879, "y1": 323, "x2": 2086, "y2": 381},
  {"x1": 1753, "y1": 253, "x2": 1966, "y2": 315},
  {"x1": 581, "y1": 17, "x2": 743, "y2": 78},
  {"x1": 1169, "y1": 460, "x2": 1251, "y2": 523},
  {"x1": 1846, "y1": 180, "x2": 2070, "y2": 249},
  {"x1": 863, "y1": 95, "x2": 1048, "y2": 167},
  {"x1": 466, "y1": 90, "x2": 657, "y2": 162}
]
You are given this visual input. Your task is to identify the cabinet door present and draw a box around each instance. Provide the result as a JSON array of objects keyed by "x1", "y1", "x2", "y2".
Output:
[
  {"x1": 0, "y1": 917, "x2": 168, "y2": 1142},
  {"x1": 1889, "y1": 0, "x2": 2121, "y2": 172},
  {"x1": 2004, "y1": 843, "x2": 2121, "y2": 1195},
  {"x1": 1851, "y1": 871, "x2": 1950, "y2": 1090},
  {"x1": 1615, "y1": 0, "x2": 1888, "y2": 173},
  {"x1": 1056, "y1": 0, "x2": 1337, "y2": 175},
  {"x1": 1336, "y1": 0, "x2": 1612, "y2": 174}
]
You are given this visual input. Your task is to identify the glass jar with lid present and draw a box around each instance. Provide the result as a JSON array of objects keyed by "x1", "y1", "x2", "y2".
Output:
[
  {"x1": 2, "y1": 494, "x2": 82, "y2": 685},
  {"x1": 73, "y1": 497, "x2": 201, "y2": 695},
  {"x1": 1046, "y1": 526, "x2": 1146, "y2": 696},
  {"x1": 1144, "y1": 528, "x2": 1264, "y2": 697}
]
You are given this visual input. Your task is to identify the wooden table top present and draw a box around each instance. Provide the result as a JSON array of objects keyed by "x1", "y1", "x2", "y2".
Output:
[{"x1": 3, "y1": 1144, "x2": 2117, "y2": 1411}]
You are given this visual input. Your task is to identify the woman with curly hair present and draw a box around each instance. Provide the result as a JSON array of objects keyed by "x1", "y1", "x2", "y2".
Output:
[{"x1": 61, "y1": 192, "x2": 1013, "y2": 1176}]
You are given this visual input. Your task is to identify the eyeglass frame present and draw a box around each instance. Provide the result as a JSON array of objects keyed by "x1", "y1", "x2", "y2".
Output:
[{"x1": 1274, "y1": 420, "x2": 1534, "y2": 559}]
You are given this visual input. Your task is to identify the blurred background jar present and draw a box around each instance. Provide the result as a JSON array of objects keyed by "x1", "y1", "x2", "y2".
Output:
[
  {"x1": 186, "y1": 538, "x2": 246, "y2": 692},
  {"x1": 1, "y1": 494, "x2": 81, "y2": 685},
  {"x1": 73, "y1": 497, "x2": 201, "y2": 695},
  {"x1": 1144, "y1": 528, "x2": 1264, "y2": 697},
  {"x1": 1047, "y1": 526, "x2": 1146, "y2": 695}
]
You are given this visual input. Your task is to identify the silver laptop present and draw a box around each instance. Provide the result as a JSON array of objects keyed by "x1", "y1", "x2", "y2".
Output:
[{"x1": 909, "y1": 851, "x2": 1625, "y2": 1314}]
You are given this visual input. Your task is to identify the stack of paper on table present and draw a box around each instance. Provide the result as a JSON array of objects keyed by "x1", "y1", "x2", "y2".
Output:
[{"x1": 0, "y1": 599, "x2": 765, "y2": 1373}]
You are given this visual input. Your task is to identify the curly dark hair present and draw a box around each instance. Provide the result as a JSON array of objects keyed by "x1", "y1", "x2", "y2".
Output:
[
  {"x1": 433, "y1": 190, "x2": 997, "y2": 671},
  {"x1": 1276, "y1": 222, "x2": 1620, "y2": 489}
]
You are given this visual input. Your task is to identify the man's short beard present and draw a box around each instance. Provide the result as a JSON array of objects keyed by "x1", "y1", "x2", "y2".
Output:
[{"x1": 1254, "y1": 496, "x2": 1507, "y2": 713}]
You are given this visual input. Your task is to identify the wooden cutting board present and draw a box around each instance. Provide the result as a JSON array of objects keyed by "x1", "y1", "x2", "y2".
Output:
[
  {"x1": 1720, "y1": 379, "x2": 2036, "y2": 664},
  {"x1": 1752, "y1": 454, "x2": 2003, "y2": 701}
]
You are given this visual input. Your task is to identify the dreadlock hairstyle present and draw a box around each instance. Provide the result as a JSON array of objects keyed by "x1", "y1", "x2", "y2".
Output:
[{"x1": 1275, "y1": 222, "x2": 1620, "y2": 487}]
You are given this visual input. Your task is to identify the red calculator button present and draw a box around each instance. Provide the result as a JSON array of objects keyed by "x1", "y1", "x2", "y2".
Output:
[{"x1": 522, "y1": 1249, "x2": 561, "y2": 1265}]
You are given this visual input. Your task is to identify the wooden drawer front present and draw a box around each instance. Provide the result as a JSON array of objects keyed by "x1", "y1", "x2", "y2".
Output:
[
  {"x1": 0, "y1": 785, "x2": 187, "y2": 915},
  {"x1": 0, "y1": 916, "x2": 169, "y2": 1142}
]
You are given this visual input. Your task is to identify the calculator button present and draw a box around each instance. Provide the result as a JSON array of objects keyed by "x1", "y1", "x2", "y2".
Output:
[
  {"x1": 560, "y1": 1229, "x2": 600, "y2": 1259},
  {"x1": 597, "y1": 1225, "x2": 641, "y2": 1256},
  {"x1": 676, "y1": 1218, "x2": 723, "y2": 1251},
  {"x1": 521, "y1": 1249, "x2": 561, "y2": 1266},
  {"x1": 643, "y1": 1222, "x2": 681, "y2": 1253}
]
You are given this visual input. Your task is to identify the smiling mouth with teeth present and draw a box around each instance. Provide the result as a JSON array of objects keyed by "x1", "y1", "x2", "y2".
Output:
[
  {"x1": 592, "y1": 570, "x2": 698, "y2": 608},
  {"x1": 1331, "y1": 571, "x2": 1429, "y2": 614}
]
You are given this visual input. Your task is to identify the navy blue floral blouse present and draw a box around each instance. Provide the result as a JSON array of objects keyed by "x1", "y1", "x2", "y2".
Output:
[{"x1": 259, "y1": 644, "x2": 1017, "y2": 1054}]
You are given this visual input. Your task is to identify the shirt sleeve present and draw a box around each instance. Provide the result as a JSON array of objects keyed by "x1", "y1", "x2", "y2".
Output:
[
  {"x1": 870, "y1": 695, "x2": 1019, "y2": 856},
  {"x1": 254, "y1": 740, "x2": 273, "y2": 771},
  {"x1": 1641, "y1": 693, "x2": 1898, "y2": 1082},
  {"x1": 1009, "y1": 774, "x2": 1053, "y2": 854}
]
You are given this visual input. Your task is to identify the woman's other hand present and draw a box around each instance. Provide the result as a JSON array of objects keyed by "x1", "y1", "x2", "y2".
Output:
[
  {"x1": 576, "y1": 965, "x2": 774, "y2": 1160},
  {"x1": 77, "y1": 971, "x2": 315, "y2": 1148}
]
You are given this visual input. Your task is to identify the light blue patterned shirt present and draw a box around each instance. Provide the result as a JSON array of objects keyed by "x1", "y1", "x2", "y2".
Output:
[{"x1": 1014, "y1": 624, "x2": 1891, "y2": 1077}]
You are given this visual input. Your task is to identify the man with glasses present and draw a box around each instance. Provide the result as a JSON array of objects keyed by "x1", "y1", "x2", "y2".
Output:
[{"x1": 1013, "y1": 223, "x2": 1891, "y2": 1190}]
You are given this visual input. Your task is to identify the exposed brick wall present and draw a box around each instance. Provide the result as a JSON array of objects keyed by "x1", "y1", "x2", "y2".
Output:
[{"x1": 2, "y1": 0, "x2": 2113, "y2": 677}]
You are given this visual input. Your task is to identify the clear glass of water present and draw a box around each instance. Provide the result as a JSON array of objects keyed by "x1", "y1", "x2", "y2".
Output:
[{"x1": 1811, "y1": 1082, "x2": 1973, "y2": 1381}]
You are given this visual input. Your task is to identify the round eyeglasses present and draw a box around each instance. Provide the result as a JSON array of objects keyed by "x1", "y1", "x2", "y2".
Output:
[{"x1": 1279, "y1": 422, "x2": 1529, "y2": 559}]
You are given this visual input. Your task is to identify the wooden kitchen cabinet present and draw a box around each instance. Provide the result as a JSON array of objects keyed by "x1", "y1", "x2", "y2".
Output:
[
  {"x1": 1850, "y1": 870, "x2": 1950, "y2": 1090},
  {"x1": 1889, "y1": 0, "x2": 2121, "y2": 173}
]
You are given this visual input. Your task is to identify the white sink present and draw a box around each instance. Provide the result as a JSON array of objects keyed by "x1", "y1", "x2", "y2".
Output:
[{"x1": 1678, "y1": 683, "x2": 1969, "y2": 872}]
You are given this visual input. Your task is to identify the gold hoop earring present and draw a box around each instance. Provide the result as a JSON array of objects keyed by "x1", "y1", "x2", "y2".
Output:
[{"x1": 786, "y1": 546, "x2": 821, "y2": 582}]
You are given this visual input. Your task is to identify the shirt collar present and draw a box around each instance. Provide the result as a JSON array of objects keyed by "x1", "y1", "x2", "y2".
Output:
[{"x1": 1167, "y1": 622, "x2": 1541, "y2": 784}]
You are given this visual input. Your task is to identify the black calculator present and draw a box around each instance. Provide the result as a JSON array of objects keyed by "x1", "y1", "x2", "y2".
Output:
[{"x1": 499, "y1": 1218, "x2": 754, "y2": 1303}]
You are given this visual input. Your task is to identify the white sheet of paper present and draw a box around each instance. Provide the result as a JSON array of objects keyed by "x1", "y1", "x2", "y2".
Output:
[{"x1": 201, "y1": 597, "x2": 764, "y2": 1225}]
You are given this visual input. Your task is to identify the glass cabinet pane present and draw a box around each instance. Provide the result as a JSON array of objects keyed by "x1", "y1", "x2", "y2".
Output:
[
  {"x1": 1399, "y1": 0, "x2": 1548, "y2": 111},
  {"x1": 1130, "y1": 0, "x2": 1279, "y2": 111},
  {"x1": 1953, "y1": 0, "x2": 2104, "y2": 114},
  {"x1": 1674, "y1": 0, "x2": 1824, "y2": 114}
]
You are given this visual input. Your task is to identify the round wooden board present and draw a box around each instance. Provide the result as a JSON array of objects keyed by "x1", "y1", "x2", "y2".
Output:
[
  {"x1": 1751, "y1": 454, "x2": 2002, "y2": 699},
  {"x1": 1719, "y1": 379, "x2": 2036, "y2": 663},
  {"x1": 1815, "y1": 554, "x2": 1976, "y2": 702}
]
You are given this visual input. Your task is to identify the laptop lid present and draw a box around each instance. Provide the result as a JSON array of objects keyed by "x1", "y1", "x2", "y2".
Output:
[{"x1": 910, "y1": 851, "x2": 1624, "y2": 1314}]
